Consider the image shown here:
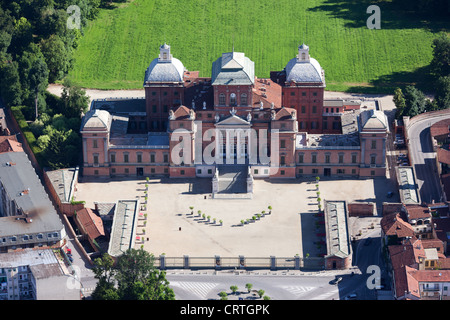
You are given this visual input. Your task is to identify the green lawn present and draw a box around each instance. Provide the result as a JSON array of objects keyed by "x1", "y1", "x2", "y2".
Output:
[{"x1": 68, "y1": 0, "x2": 449, "y2": 93}]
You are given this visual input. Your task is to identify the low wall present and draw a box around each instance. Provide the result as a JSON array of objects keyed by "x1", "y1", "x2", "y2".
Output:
[{"x1": 348, "y1": 202, "x2": 375, "y2": 217}]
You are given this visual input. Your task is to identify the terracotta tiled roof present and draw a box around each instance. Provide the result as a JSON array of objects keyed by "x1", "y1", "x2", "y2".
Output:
[
  {"x1": 173, "y1": 105, "x2": 193, "y2": 120},
  {"x1": 430, "y1": 118, "x2": 450, "y2": 138},
  {"x1": 408, "y1": 268, "x2": 450, "y2": 282},
  {"x1": 405, "y1": 205, "x2": 431, "y2": 220},
  {"x1": 75, "y1": 208, "x2": 105, "y2": 240},
  {"x1": 381, "y1": 212, "x2": 415, "y2": 238},
  {"x1": 0, "y1": 136, "x2": 22, "y2": 153},
  {"x1": 252, "y1": 78, "x2": 282, "y2": 110},
  {"x1": 437, "y1": 148, "x2": 450, "y2": 165},
  {"x1": 274, "y1": 107, "x2": 296, "y2": 121}
]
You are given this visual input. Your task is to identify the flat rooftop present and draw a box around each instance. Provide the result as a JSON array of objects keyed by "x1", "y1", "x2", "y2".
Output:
[
  {"x1": 324, "y1": 200, "x2": 351, "y2": 259},
  {"x1": 0, "y1": 152, "x2": 64, "y2": 238},
  {"x1": 396, "y1": 166, "x2": 420, "y2": 205},
  {"x1": 108, "y1": 200, "x2": 139, "y2": 257}
]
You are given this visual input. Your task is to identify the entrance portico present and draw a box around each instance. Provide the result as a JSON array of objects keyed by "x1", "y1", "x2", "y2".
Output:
[{"x1": 214, "y1": 113, "x2": 253, "y2": 165}]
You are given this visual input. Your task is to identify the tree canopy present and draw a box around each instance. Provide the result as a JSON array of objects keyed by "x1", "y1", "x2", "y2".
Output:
[{"x1": 91, "y1": 249, "x2": 175, "y2": 300}]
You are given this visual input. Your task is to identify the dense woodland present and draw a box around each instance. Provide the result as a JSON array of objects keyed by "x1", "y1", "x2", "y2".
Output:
[{"x1": 0, "y1": 0, "x2": 111, "y2": 169}]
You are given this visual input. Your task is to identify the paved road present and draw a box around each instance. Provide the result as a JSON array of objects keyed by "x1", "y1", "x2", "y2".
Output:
[{"x1": 407, "y1": 113, "x2": 450, "y2": 203}]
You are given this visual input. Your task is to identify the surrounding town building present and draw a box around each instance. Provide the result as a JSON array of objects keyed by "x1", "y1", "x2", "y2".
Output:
[
  {"x1": 0, "y1": 148, "x2": 65, "y2": 252},
  {"x1": 80, "y1": 44, "x2": 388, "y2": 185},
  {"x1": 0, "y1": 249, "x2": 80, "y2": 300}
]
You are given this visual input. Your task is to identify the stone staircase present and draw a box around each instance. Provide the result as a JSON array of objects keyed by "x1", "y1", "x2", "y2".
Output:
[{"x1": 212, "y1": 165, "x2": 251, "y2": 199}]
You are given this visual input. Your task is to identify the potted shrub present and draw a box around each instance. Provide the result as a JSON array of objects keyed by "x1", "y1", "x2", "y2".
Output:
[
  {"x1": 197, "y1": 210, "x2": 202, "y2": 217},
  {"x1": 213, "y1": 218, "x2": 216, "y2": 224},
  {"x1": 202, "y1": 213, "x2": 206, "y2": 220},
  {"x1": 267, "y1": 206, "x2": 272, "y2": 214},
  {"x1": 189, "y1": 206, "x2": 194, "y2": 215},
  {"x1": 256, "y1": 213, "x2": 261, "y2": 220},
  {"x1": 245, "y1": 283, "x2": 253, "y2": 293},
  {"x1": 261, "y1": 210, "x2": 266, "y2": 216},
  {"x1": 219, "y1": 220, "x2": 223, "y2": 226},
  {"x1": 207, "y1": 215, "x2": 211, "y2": 222},
  {"x1": 230, "y1": 285, "x2": 238, "y2": 294}
]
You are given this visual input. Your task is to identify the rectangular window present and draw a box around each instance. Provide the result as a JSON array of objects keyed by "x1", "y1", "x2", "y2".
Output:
[
  {"x1": 152, "y1": 105, "x2": 157, "y2": 113},
  {"x1": 371, "y1": 140, "x2": 377, "y2": 149},
  {"x1": 151, "y1": 168, "x2": 155, "y2": 174},
  {"x1": 93, "y1": 154, "x2": 99, "y2": 165},
  {"x1": 301, "y1": 106, "x2": 306, "y2": 113},
  {"x1": 325, "y1": 155, "x2": 330, "y2": 164},
  {"x1": 254, "y1": 169, "x2": 259, "y2": 174},
  {"x1": 110, "y1": 154, "x2": 116, "y2": 163},
  {"x1": 125, "y1": 168, "x2": 129, "y2": 174},
  {"x1": 163, "y1": 154, "x2": 169, "y2": 163},
  {"x1": 312, "y1": 154, "x2": 317, "y2": 163},
  {"x1": 180, "y1": 170, "x2": 185, "y2": 175},
  {"x1": 124, "y1": 154, "x2": 129, "y2": 163},
  {"x1": 280, "y1": 140, "x2": 286, "y2": 148},
  {"x1": 371, "y1": 155, "x2": 376, "y2": 165},
  {"x1": 302, "y1": 92, "x2": 306, "y2": 96},
  {"x1": 93, "y1": 139, "x2": 98, "y2": 148},
  {"x1": 280, "y1": 170, "x2": 285, "y2": 175},
  {"x1": 280, "y1": 156, "x2": 286, "y2": 165},
  {"x1": 291, "y1": 92, "x2": 295, "y2": 96},
  {"x1": 312, "y1": 106, "x2": 317, "y2": 113},
  {"x1": 137, "y1": 154, "x2": 142, "y2": 163},
  {"x1": 298, "y1": 154, "x2": 304, "y2": 163},
  {"x1": 150, "y1": 154, "x2": 155, "y2": 163},
  {"x1": 339, "y1": 154, "x2": 344, "y2": 164},
  {"x1": 352, "y1": 154, "x2": 357, "y2": 164}
]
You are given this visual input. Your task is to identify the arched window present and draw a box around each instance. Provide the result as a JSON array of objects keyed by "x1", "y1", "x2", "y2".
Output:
[
  {"x1": 219, "y1": 93, "x2": 226, "y2": 106},
  {"x1": 301, "y1": 52, "x2": 306, "y2": 60},
  {"x1": 230, "y1": 93, "x2": 237, "y2": 106},
  {"x1": 241, "y1": 93, "x2": 247, "y2": 106}
]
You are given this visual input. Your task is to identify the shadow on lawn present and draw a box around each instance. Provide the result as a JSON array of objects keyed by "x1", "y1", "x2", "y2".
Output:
[{"x1": 307, "y1": 0, "x2": 449, "y2": 32}]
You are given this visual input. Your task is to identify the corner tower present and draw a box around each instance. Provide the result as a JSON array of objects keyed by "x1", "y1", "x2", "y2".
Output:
[{"x1": 144, "y1": 44, "x2": 186, "y2": 132}]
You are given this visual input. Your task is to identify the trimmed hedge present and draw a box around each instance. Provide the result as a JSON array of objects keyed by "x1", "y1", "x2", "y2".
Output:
[{"x1": 10, "y1": 106, "x2": 44, "y2": 164}]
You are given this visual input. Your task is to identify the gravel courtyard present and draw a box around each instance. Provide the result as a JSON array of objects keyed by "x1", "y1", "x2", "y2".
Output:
[{"x1": 74, "y1": 176, "x2": 394, "y2": 259}]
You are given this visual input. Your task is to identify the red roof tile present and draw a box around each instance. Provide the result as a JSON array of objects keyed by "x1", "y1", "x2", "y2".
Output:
[
  {"x1": 381, "y1": 212, "x2": 414, "y2": 238},
  {"x1": 75, "y1": 208, "x2": 105, "y2": 240}
]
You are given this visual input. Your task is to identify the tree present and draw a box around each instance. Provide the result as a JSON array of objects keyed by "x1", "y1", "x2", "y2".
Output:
[
  {"x1": 257, "y1": 289, "x2": 265, "y2": 298},
  {"x1": 403, "y1": 85, "x2": 427, "y2": 117},
  {"x1": 435, "y1": 76, "x2": 450, "y2": 110},
  {"x1": 245, "y1": 283, "x2": 253, "y2": 292},
  {"x1": 28, "y1": 55, "x2": 49, "y2": 119},
  {"x1": 60, "y1": 79, "x2": 89, "y2": 118},
  {"x1": 40, "y1": 34, "x2": 73, "y2": 83},
  {"x1": 0, "y1": 60, "x2": 22, "y2": 106},
  {"x1": 393, "y1": 87, "x2": 406, "y2": 119},
  {"x1": 430, "y1": 33, "x2": 450, "y2": 78},
  {"x1": 230, "y1": 285, "x2": 238, "y2": 294},
  {"x1": 92, "y1": 249, "x2": 175, "y2": 300},
  {"x1": 115, "y1": 248, "x2": 175, "y2": 300}
]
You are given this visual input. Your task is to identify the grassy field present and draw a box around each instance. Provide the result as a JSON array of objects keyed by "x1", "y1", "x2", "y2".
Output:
[{"x1": 68, "y1": 0, "x2": 449, "y2": 93}]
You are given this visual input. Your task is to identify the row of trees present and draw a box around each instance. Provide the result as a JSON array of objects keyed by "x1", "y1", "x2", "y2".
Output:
[{"x1": 394, "y1": 33, "x2": 450, "y2": 119}]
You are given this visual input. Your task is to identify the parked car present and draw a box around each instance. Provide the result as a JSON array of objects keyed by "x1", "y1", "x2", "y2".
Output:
[
  {"x1": 329, "y1": 276, "x2": 343, "y2": 285},
  {"x1": 344, "y1": 293, "x2": 357, "y2": 300}
]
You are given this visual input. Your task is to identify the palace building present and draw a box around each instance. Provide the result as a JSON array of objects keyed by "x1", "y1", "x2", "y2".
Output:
[{"x1": 81, "y1": 43, "x2": 388, "y2": 186}]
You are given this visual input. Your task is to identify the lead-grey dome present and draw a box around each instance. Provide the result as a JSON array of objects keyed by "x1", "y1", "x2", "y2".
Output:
[
  {"x1": 284, "y1": 43, "x2": 324, "y2": 84},
  {"x1": 144, "y1": 43, "x2": 185, "y2": 84}
]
